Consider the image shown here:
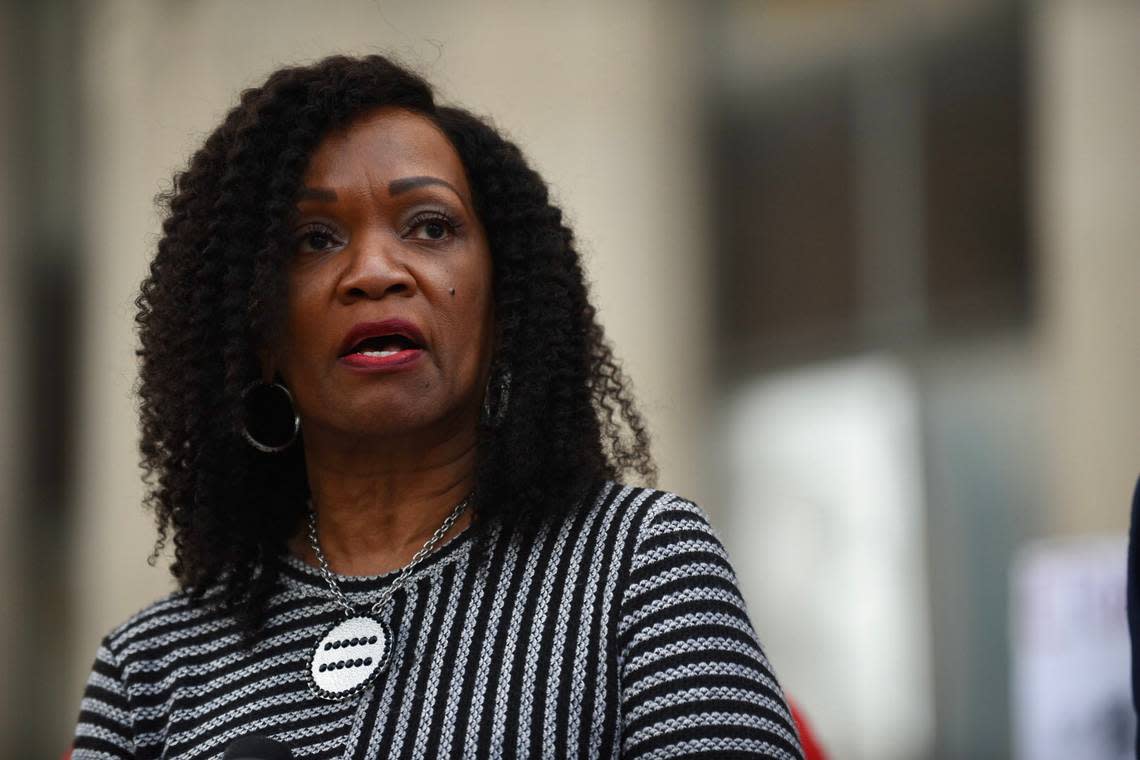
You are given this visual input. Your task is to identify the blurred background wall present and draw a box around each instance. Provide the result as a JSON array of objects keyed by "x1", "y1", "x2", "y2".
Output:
[{"x1": 1, "y1": 1, "x2": 1137, "y2": 758}]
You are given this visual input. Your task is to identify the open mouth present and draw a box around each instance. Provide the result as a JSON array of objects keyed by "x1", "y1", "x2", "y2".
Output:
[
  {"x1": 337, "y1": 320, "x2": 427, "y2": 370},
  {"x1": 341, "y1": 334, "x2": 422, "y2": 358}
]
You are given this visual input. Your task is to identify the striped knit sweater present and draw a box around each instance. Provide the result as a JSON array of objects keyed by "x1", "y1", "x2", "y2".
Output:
[{"x1": 73, "y1": 482, "x2": 804, "y2": 759}]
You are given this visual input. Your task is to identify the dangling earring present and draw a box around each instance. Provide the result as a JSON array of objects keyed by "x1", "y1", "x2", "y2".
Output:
[
  {"x1": 481, "y1": 367, "x2": 511, "y2": 428},
  {"x1": 240, "y1": 380, "x2": 300, "y2": 453}
]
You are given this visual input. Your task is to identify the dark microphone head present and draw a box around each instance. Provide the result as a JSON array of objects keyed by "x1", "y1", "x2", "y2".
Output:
[{"x1": 222, "y1": 735, "x2": 294, "y2": 760}]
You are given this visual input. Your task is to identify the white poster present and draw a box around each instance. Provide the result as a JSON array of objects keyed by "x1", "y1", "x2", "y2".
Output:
[
  {"x1": 1012, "y1": 536, "x2": 1133, "y2": 760},
  {"x1": 721, "y1": 356, "x2": 934, "y2": 760}
]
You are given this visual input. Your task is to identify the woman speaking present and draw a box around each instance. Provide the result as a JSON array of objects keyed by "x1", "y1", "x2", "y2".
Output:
[{"x1": 71, "y1": 55, "x2": 804, "y2": 759}]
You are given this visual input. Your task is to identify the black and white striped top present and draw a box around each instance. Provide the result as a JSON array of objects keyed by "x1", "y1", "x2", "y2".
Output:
[{"x1": 73, "y1": 482, "x2": 804, "y2": 759}]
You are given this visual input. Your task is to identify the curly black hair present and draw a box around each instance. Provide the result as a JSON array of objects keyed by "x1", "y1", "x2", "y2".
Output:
[{"x1": 136, "y1": 53, "x2": 655, "y2": 632}]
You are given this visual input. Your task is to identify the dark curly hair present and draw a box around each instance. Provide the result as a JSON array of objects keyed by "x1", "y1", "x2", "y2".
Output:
[{"x1": 136, "y1": 53, "x2": 655, "y2": 632}]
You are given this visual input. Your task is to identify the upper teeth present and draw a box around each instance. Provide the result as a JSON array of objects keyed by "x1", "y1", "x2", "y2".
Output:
[{"x1": 359, "y1": 350, "x2": 401, "y2": 357}]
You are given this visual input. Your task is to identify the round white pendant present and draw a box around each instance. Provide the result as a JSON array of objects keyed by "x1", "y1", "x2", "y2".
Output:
[{"x1": 307, "y1": 615, "x2": 390, "y2": 701}]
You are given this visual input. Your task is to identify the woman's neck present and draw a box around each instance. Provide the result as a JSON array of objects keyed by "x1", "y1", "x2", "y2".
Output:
[{"x1": 290, "y1": 425, "x2": 478, "y2": 577}]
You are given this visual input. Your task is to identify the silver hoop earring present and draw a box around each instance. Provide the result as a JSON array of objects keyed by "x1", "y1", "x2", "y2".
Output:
[
  {"x1": 241, "y1": 381, "x2": 300, "y2": 453},
  {"x1": 481, "y1": 368, "x2": 511, "y2": 428}
]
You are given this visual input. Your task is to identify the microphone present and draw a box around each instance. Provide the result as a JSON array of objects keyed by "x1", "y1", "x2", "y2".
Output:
[{"x1": 222, "y1": 735, "x2": 294, "y2": 760}]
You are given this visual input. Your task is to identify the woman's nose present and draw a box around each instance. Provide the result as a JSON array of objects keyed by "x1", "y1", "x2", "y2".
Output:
[{"x1": 337, "y1": 234, "x2": 417, "y2": 302}]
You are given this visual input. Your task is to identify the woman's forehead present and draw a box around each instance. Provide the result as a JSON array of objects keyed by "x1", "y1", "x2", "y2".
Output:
[{"x1": 301, "y1": 107, "x2": 468, "y2": 196}]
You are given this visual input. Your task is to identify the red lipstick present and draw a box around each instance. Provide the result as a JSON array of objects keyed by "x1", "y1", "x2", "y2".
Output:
[{"x1": 338, "y1": 319, "x2": 427, "y2": 373}]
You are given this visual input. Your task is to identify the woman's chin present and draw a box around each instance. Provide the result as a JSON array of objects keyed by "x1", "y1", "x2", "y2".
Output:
[{"x1": 327, "y1": 408, "x2": 469, "y2": 442}]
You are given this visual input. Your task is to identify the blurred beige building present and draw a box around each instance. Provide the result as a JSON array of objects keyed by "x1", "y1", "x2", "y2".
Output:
[{"x1": 1, "y1": 1, "x2": 1137, "y2": 758}]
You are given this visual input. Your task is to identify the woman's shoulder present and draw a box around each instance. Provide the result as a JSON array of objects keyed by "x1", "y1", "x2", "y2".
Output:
[
  {"x1": 99, "y1": 585, "x2": 224, "y2": 662},
  {"x1": 584, "y1": 480, "x2": 741, "y2": 588},
  {"x1": 582, "y1": 479, "x2": 715, "y2": 538},
  {"x1": 562, "y1": 480, "x2": 722, "y2": 561}
]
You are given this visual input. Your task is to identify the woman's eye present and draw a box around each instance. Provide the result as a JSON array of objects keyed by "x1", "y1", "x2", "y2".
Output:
[
  {"x1": 294, "y1": 226, "x2": 341, "y2": 253},
  {"x1": 421, "y1": 221, "x2": 448, "y2": 240},
  {"x1": 407, "y1": 213, "x2": 459, "y2": 242}
]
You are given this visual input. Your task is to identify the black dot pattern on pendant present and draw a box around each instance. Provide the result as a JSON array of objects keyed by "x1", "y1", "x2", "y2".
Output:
[
  {"x1": 330, "y1": 636, "x2": 378, "y2": 649},
  {"x1": 319, "y1": 657, "x2": 377, "y2": 672}
]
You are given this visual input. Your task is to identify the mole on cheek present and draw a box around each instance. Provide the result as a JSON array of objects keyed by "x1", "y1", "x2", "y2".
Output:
[{"x1": 449, "y1": 288, "x2": 456, "y2": 296}]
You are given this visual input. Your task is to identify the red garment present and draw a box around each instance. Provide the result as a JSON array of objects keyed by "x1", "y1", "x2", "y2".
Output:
[{"x1": 788, "y1": 697, "x2": 828, "y2": 760}]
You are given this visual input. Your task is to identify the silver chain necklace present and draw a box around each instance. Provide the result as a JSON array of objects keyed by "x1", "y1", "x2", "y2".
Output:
[{"x1": 304, "y1": 493, "x2": 471, "y2": 701}]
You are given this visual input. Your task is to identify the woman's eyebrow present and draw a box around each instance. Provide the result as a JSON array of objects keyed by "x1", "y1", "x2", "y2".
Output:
[
  {"x1": 388, "y1": 175, "x2": 464, "y2": 200},
  {"x1": 295, "y1": 178, "x2": 470, "y2": 208}
]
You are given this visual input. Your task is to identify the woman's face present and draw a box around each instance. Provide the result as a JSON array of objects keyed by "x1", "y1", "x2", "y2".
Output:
[{"x1": 271, "y1": 107, "x2": 494, "y2": 443}]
